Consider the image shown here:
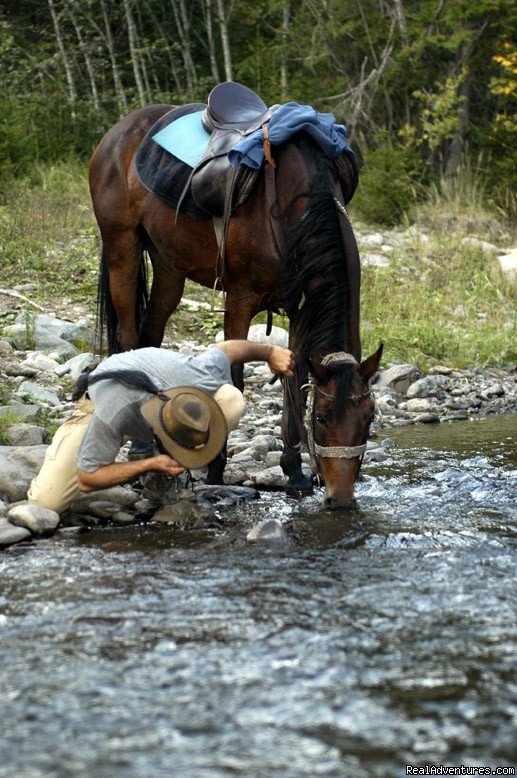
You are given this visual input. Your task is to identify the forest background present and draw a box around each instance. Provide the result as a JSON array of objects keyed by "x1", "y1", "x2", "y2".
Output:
[
  {"x1": 0, "y1": 0, "x2": 515, "y2": 367},
  {"x1": 1, "y1": 0, "x2": 515, "y2": 219}
]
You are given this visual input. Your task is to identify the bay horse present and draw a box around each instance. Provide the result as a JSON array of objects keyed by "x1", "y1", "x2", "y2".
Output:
[{"x1": 89, "y1": 101, "x2": 382, "y2": 509}]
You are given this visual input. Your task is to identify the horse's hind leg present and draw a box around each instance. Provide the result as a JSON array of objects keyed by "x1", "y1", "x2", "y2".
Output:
[
  {"x1": 99, "y1": 227, "x2": 145, "y2": 352},
  {"x1": 138, "y1": 244, "x2": 186, "y2": 347}
]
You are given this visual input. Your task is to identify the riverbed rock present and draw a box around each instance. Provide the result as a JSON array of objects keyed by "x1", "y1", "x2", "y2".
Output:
[
  {"x1": 0, "y1": 404, "x2": 42, "y2": 424},
  {"x1": 375, "y1": 364, "x2": 423, "y2": 395},
  {"x1": 246, "y1": 519, "x2": 287, "y2": 543},
  {"x1": 498, "y1": 248, "x2": 517, "y2": 284},
  {"x1": 15, "y1": 381, "x2": 61, "y2": 406},
  {"x1": 7, "y1": 503, "x2": 60, "y2": 535},
  {"x1": 0, "y1": 519, "x2": 32, "y2": 547},
  {"x1": 0, "y1": 445, "x2": 47, "y2": 502},
  {"x1": 247, "y1": 466, "x2": 288, "y2": 488},
  {"x1": 4, "y1": 423, "x2": 46, "y2": 446},
  {"x1": 21, "y1": 352, "x2": 61, "y2": 372},
  {"x1": 406, "y1": 375, "x2": 445, "y2": 399},
  {"x1": 216, "y1": 323, "x2": 288, "y2": 347},
  {"x1": 152, "y1": 501, "x2": 215, "y2": 527}
]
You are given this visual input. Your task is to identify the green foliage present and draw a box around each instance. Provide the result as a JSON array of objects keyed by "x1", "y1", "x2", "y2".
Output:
[{"x1": 352, "y1": 142, "x2": 420, "y2": 226}]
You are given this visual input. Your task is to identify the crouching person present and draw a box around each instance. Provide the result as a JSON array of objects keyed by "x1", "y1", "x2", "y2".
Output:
[{"x1": 28, "y1": 340, "x2": 295, "y2": 514}]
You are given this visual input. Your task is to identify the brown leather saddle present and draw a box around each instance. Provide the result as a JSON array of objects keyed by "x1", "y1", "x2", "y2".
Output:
[{"x1": 188, "y1": 82, "x2": 277, "y2": 220}]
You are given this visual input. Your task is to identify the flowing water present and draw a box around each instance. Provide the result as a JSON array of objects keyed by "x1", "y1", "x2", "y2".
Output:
[{"x1": 1, "y1": 416, "x2": 516, "y2": 777}]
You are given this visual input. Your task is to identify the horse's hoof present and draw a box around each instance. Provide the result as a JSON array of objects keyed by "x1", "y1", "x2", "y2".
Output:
[{"x1": 286, "y1": 485, "x2": 314, "y2": 498}]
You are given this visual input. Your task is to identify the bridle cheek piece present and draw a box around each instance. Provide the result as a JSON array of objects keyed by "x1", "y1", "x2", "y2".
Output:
[{"x1": 301, "y1": 351, "x2": 372, "y2": 475}]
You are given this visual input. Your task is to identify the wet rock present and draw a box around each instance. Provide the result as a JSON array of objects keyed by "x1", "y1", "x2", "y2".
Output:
[
  {"x1": 193, "y1": 485, "x2": 259, "y2": 505},
  {"x1": 70, "y1": 486, "x2": 139, "y2": 513},
  {"x1": 0, "y1": 445, "x2": 47, "y2": 502},
  {"x1": 111, "y1": 511, "x2": 137, "y2": 525},
  {"x1": 247, "y1": 466, "x2": 288, "y2": 488},
  {"x1": 87, "y1": 501, "x2": 126, "y2": 519},
  {"x1": 7, "y1": 503, "x2": 60, "y2": 535},
  {"x1": 152, "y1": 501, "x2": 215, "y2": 527},
  {"x1": 375, "y1": 364, "x2": 423, "y2": 395},
  {"x1": 481, "y1": 384, "x2": 505, "y2": 398},
  {"x1": 0, "y1": 519, "x2": 32, "y2": 547},
  {"x1": 246, "y1": 519, "x2": 287, "y2": 543}
]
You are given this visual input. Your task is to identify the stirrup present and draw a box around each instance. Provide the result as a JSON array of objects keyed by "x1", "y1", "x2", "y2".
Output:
[{"x1": 211, "y1": 276, "x2": 226, "y2": 313}]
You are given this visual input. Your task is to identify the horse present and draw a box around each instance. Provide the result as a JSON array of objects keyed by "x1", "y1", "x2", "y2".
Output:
[{"x1": 89, "y1": 96, "x2": 383, "y2": 509}]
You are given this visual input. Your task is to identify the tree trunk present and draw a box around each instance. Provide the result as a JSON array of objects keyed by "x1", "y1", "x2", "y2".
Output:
[
  {"x1": 99, "y1": 0, "x2": 128, "y2": 116},
  {"x1": 67, "y1": 5, "x2": 100, "y2": 112},
  {"x1": 280, "y1": 3, "x2": 291, "y2": 101},
  {"x1": 143, "y1": 0, "x2": 183, "y2": 94},
  {"x1": 216, "y1": 0, "x2": 233, "y2": 81},
  {"x1": 203, "y1": 0, "x2": 220, "y2": 83},
  {"x1": 47, "y1": 0, "x2": 77, "y2": 118},
  {"x1": 171, "y1": 0, "x2": 197, "y2": 97},
  {"x1": 123, "y1": 0, "x2": 147, "y2": 106}
]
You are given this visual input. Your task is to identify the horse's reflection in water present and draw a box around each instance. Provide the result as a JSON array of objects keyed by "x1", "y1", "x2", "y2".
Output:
[{"x1": 89, "y1": 90, "x2": 382, "y2": 509}]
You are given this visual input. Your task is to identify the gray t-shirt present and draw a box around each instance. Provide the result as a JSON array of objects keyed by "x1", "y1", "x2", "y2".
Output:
[{"x1": 77, "y1": 346, "x2": 232, "y2": 472}]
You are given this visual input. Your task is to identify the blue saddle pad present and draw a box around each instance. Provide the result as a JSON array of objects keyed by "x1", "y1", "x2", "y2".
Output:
[
  {"x1": 153, "y1": 110, "x2": 211, "y2": 167},
  {"x1": 135, "y1": 103, "x2": 212, "y2": 220}
]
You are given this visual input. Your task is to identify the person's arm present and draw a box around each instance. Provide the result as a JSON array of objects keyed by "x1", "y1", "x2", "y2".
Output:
[
  {"x1": 215, "y1": 340, "x2": 295, "y2": 377},
  {"x1": 77, "y1": 455, "x2": 185, "y2": 493}
]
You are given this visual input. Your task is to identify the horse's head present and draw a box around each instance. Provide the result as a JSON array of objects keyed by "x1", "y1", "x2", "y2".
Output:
[{"x1": 309, "y1": 345, "x2": 383, "y2": 510}]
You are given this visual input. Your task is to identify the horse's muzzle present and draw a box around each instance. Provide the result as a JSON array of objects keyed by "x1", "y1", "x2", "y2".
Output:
[{"x1": 323, "y1": 494, "x2": 358, "y2": 511}]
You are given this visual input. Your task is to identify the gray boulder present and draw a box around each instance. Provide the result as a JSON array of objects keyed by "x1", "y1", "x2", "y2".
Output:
[
  {"x1": 0, "y1": 404, "x2": 42, "y2": 424},
  {"x1": 7, "y1": 503, "x2": 60, "y2": 535},
  {"x1": 0, "y1": 445, "x2": 48, "y2": 502},
  {"x1": 4, "y1": 423, "x2": 46, "y2": 446},
  {"x1": 375, "y1": 364, "x2": 423, "y2": 395},
  {"x1": 0, "y1": 519, "x2": 32, "y2": 547},
  {"x1": 15, "y1": 381, "x2": 61, "y2": 406},
  {"x1": 406, "y1": 375, "x2": 445, "y2": 399}
]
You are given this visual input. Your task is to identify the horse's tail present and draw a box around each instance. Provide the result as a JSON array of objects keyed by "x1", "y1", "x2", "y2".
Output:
[{"x1": 95, "y1": 244, "x2": 149, "y2": 355}]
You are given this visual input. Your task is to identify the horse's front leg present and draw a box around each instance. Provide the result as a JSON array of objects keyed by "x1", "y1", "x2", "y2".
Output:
[{"x1": 280, "y1": 359, "x2": 313, "y2": 495}]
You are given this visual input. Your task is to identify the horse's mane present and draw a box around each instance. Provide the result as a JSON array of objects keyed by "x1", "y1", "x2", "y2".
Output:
[
  {"x1": 282, "y1": 165, "x2": 348, "y2": 360},
  {"x1": 281, "y1": 154, "x2": 358, "y2": 418}
]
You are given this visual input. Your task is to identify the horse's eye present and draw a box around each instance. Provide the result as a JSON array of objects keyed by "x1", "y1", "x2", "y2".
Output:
[{"x1": 315, "y1": 413, "x2": 327, "y2": 425}]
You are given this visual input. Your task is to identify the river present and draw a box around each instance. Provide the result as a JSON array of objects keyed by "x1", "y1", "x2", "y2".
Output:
[{"x1": 1, "y1": 415, "x2": 516, "y2": 777}]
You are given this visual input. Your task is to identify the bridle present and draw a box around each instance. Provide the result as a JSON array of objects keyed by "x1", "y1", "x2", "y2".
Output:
[{"x1": 299, "y1": 351, "x2": 373, "y2": 475}]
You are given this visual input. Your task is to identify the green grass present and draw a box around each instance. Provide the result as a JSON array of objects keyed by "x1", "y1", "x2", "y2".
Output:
[{"x1": 0, "y1": 161, "x2": 514, "y2": 370}]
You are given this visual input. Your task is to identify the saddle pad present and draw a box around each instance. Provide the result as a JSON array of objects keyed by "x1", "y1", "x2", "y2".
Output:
[
  {"x1": 153, "y1": 110, "x2": 211, "y2": 167},
  {"x1": 135, "y1": 103, "x2": 212, "y2": 221}
]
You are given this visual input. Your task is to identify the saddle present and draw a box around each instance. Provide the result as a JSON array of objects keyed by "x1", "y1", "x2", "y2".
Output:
[{"x1": 190, "y1": 82, "x2": 277, "y2": 219}]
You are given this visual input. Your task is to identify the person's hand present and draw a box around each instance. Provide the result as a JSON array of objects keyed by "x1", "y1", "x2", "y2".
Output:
[
  {"x1": 267, "y1": 346, "x2": 295, "y2": 377},
  {"x1": 152, "y1": 454, "x2": 186, "y2": 477}
]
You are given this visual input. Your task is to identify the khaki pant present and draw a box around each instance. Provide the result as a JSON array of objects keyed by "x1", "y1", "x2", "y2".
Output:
[{"x1": 28, "y1": 396, "x2": 94, "y2": 514}]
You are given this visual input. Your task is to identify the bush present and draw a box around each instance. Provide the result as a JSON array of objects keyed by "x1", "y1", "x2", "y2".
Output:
[{"x1": 352, "y1": 144, "x2": 418, "y2": 226}]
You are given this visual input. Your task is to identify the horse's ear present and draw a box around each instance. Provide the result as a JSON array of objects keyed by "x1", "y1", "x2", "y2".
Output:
[
  {"x1": 359, "y1": 343, "x2": 383, "y2": 381},
  {"x1": 309, "y1": 354, "x2": 331, "y2": 381}
]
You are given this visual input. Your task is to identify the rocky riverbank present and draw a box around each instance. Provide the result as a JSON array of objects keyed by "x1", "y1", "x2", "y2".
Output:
[{"x1": 0, "y1": 308, "x2": 515, "y2": 548}]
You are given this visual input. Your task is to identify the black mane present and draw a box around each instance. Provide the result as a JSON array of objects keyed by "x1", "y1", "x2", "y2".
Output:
[{"x1": 281, "y1": 168, "x2": 348, "y2": 361}]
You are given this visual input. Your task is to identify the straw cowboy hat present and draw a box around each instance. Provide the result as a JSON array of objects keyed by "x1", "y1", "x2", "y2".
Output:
[{"x1": 141, "y1": 384, "x2": 243, "y2": 469}]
